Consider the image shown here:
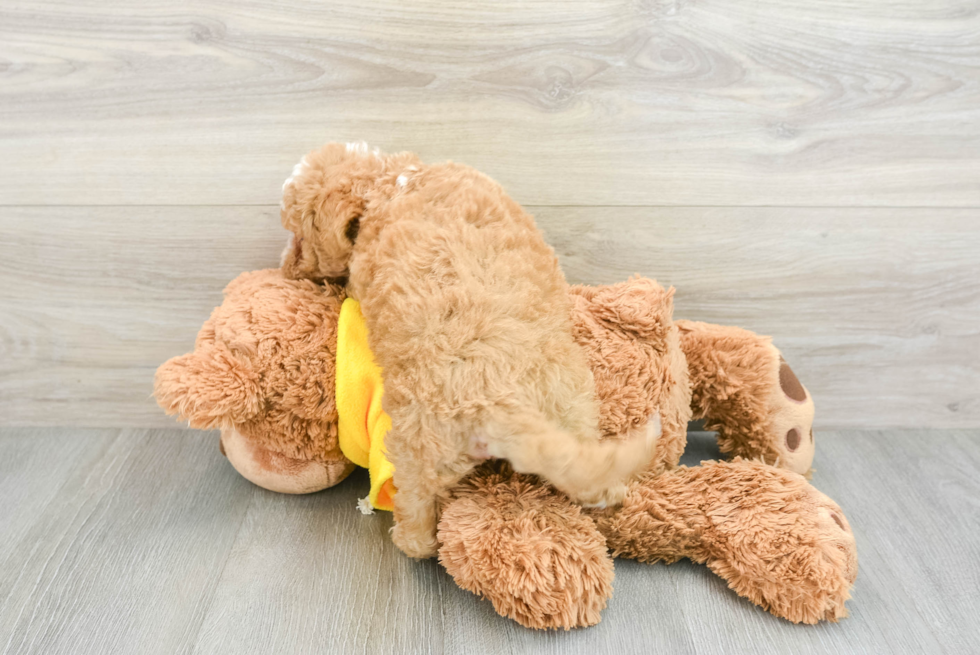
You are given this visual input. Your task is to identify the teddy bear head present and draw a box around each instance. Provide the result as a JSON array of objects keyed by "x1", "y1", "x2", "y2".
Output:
[{"x1": 154, "y1": 268, "x2": 355, "y2": 493}]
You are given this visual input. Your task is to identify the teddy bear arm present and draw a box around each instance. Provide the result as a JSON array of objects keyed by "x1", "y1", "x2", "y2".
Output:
[
  {"x1": 675, "y1": 320, "x2": 815, "y2": 476},
  {"x1": 437, "y1": 461, "x2": 614, "y2": 630},
  {"x1": 588, "y1": 466, "x2": 710, "y2": 564},
  {"x1": 595, "y1": 460, "x2": 857, "y2": 624}
]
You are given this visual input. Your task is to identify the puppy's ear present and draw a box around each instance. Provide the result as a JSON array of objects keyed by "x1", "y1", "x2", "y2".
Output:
[
  {"x1": 344, "y1": 215, "x2": 360, "y2": 244},
  {"x1": 154, "y1": 345, "x2": 261, "y2": 429}
]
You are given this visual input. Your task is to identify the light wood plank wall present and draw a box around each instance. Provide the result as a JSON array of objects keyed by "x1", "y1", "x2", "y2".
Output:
[{"x1": 1, "y1": 1, "x2": 978, "y2": 428}]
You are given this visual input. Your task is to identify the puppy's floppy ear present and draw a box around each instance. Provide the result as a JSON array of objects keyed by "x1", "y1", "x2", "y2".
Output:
[
  {"x1": 344, "y1": 215, "x2": 360, "y2": 244},
  {"x1": 154, "y1": 345, "x2": 261, "y2": 429}
]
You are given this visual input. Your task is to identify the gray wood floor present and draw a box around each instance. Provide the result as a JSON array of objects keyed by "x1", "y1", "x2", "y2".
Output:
[{"x1": 1, "y1": 428, "x2": 977, "y2": 655}]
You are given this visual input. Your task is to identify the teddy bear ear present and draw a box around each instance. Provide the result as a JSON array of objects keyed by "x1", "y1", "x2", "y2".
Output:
[
  {"x1": 154, "y1": 345, "x2": 261, "y2": 429},
  {"x1": 581, "y1": 276, "x2": 675, "y2": 339}
]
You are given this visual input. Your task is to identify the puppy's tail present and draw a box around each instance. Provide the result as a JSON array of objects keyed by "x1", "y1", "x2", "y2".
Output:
[{"x1": 487, "y1": 411, "x2": 661, "y2": 507}]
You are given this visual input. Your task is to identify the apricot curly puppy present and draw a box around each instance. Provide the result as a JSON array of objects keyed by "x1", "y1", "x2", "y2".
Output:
[{"x1": 280, "y1": 142, "x2": 659, "y2": 558}]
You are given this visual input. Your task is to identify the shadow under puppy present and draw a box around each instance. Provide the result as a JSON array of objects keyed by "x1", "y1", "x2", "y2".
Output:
[{"x1": 279, "y1": 142, "x2": 659, "y2": 558}]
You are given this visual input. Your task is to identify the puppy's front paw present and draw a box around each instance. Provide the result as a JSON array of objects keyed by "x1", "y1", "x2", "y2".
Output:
[{"x1": 391, "y1": 523, "x2": 440, "y2": 559}]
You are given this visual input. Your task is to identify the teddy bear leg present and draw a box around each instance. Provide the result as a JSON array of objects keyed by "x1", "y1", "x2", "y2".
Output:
[
  {"x1": 220, "y1": 427, "x2": 356, "y2": 494},
  {"x1": 591, "y1": 460, "x2": 857, "y2": 623},
  {"x1": 676, "y1": 320, "x2": 815, "y2": 475},
  {"x1": 438, "y1": 461, "x2": 614, "y2": 630}
]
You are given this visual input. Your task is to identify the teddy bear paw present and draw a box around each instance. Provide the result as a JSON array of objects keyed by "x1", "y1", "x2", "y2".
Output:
[
  {"x1": 438, "y1": 468, "x2": 614, "y2": 629},
  {"x1": 706, "y1": 476, "x2": 857, "y2": 624},
  {"x1": 806, "y1": 487, "x2": 859, "y2": 616},
  {"x1": 764, "y1": 357, "x2": 816, "y2": 476}
]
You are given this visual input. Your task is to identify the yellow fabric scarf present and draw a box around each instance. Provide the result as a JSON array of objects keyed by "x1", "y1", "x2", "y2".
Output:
[{"x1": 336, "y1": 298, "x2": 396, "y2": 511}]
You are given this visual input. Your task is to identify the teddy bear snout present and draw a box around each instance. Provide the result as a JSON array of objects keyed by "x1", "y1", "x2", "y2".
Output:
[{"x1": 220, "y1": 428, "x2": 356, "y2": 494}]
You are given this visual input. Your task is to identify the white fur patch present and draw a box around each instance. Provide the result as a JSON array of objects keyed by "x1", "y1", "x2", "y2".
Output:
[
  {"x1": 346, "y1": 141, "x2": 381, "y2": 159},
  {"x1": 396, "y1": 166, "x2": 418, "y2": 188},
  {"x1": 647, "y1": 411, "x2": 662, "y2": 446},
  {"x1": 279, "y1": 234, "x2": 295, "y2": 266},
  {"x1": 357, "y1": 496, "x2": 375, "y2": 515},
  {"x1": 282, "y1": 155, "x2": 309, "y2": 192}
]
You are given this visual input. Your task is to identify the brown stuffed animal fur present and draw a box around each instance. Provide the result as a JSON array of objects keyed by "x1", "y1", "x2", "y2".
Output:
[
  {"x1": 154, "y1": 270, "x2": 354, "y2": 494},
  {"x1": 155, "y1": 269, "x2": 855, "y2": 629}
]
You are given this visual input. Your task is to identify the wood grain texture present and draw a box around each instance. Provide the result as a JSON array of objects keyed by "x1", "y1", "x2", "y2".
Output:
[
  {"x1": 2, "y1": 1, "x2": 976, "y2": 650},
  {"x1": 1, "y1": 428, "x2": 978, "y2": 654},
  {"x1": 0, "y1": 429, "x2": 256, "y2": 655},
  {"x1": 191, "y1": 471, "x2": 445, "y2": 655},
  {"x1": 1, "y1": 206, "x2": 976, "y2": 428},
  {"x1": 1, "y1": 0, "x2": 979, "y2": 206}
]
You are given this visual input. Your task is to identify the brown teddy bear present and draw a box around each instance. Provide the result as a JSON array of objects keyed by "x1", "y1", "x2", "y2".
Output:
[{"x1": 155, "y1": 268, "x2": 856, "y2": 629}]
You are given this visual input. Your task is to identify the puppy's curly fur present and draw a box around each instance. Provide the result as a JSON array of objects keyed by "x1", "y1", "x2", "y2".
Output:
[{"x1": 281, "y1": 142, "x2": 659, "y2": 558}]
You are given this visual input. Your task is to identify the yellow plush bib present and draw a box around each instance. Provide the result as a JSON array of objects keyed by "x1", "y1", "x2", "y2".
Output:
[{"x1": 335, "y1": 298, "x2": 396, "y2": 511}]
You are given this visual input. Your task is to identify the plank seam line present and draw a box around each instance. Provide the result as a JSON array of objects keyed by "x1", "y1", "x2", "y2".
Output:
[
  {"x1": 186, "y1": 484, "x2": 256, "y2": 655},
  {"x1": 2, "y1": 204, "x2": 978, "y2": 210}
]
